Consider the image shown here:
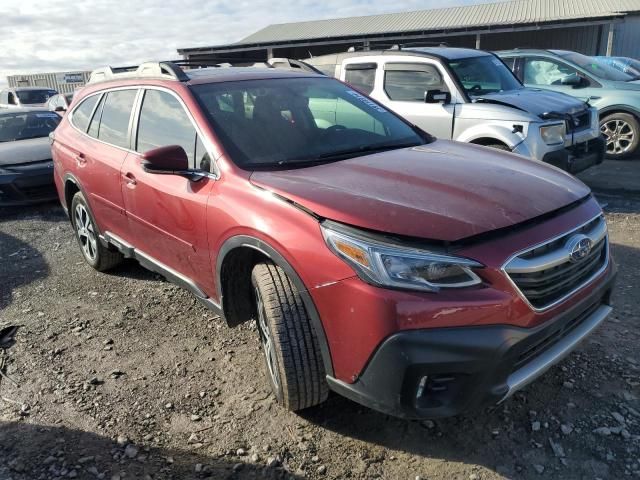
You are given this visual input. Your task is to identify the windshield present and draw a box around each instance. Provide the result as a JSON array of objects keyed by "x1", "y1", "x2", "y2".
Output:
[
  {"x1": 558, "y1": 52, "x2": 634, "y2": 81},
  {"x1": 447, "y1": 55, "x2": 522, "y2": 96},
  {"x1": 0, "y1": 111, "x2": 60, "y2": 142},
  {"x1": 602, "y1": 57, "x2": 640, "y2": 78},
  {"x1": 16, "y1": 89, "x2": 57, "y2": 105},
  {"x1": 191, "y1": 77, "x2": 428, "y2": 169}
]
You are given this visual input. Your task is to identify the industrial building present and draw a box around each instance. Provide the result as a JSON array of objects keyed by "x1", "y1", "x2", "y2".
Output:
[
  {"x1": 179, "y1": 0, "x2": 640, "y2": 63},
  {"x1": 7, "y1": 71, "x2": 90, "y2": 94}
]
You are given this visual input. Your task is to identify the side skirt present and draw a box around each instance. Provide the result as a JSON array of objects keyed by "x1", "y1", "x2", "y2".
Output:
[{"x1": 101, "y1": 231, "x2": 223, "y2": 317}]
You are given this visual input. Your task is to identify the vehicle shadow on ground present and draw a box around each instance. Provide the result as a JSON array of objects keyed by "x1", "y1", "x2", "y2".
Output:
[
  {"x1": 0, "y1": 421, "x2": 300, "y2": 480},
  {"x1": 0, "y1": 231, "x2": 49, "y2": 310},
  {"x1": 0, "y1": 201, "x2": 66, "y2": 223}
]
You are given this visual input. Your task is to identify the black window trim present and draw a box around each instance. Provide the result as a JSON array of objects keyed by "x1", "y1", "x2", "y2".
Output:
[{"x1": 67, "y1": 85, "x2": 219, "y2": 178}]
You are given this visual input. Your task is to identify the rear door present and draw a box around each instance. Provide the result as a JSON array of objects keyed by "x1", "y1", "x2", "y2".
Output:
[
  {"x1": 121, "y1": 87, "x2": 215, "y2": 293},
  {"x1": 58, "y1": 90, "x2": 136, "y2": 240}
]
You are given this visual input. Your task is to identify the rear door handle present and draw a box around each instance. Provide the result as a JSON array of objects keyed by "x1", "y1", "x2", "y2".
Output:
[
  {"x1": 75, "y1": 153, "x2": 86, "y2": 165},
  {"x1": 123, "y1": 172, "x2": 137, "y2": 187}
]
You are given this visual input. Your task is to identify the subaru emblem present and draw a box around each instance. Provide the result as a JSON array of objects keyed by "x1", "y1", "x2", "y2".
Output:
[{"x1": 566, "y1": 234, "x2": 593, "y2": 263}]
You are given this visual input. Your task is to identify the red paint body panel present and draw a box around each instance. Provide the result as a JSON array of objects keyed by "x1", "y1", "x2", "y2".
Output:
[{"x1": 250, "y1": 140, "x2": 591, "y2": 241}]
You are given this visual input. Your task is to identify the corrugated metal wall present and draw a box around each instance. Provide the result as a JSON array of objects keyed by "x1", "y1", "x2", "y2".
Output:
[
  {"x1": 7, "y1": 71, "x2": 90, "y2": 94},
  {"x1": 611, "y1": 14, "x2": 640, "y2": 58},
  {"x1": 479, "y1": 25, "x2": 603, "y2": 54}
]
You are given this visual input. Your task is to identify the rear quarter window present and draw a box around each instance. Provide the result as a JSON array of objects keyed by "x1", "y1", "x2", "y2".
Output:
[{"x1": 71, "y1": 95, "x2": 100, "y2": 132}]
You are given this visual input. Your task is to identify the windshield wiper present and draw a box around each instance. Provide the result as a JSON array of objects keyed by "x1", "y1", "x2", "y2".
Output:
[{"x1": 317, "y1": 141, "x2": 422, "y2": 160}]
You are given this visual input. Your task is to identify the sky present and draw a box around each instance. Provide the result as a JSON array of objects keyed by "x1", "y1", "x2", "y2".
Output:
[{"x1": 0, "y1": 0, "x2": 492, "y2": 88}]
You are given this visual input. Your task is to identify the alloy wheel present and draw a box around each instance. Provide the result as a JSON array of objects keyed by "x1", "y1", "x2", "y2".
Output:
[
  {"x1": 74, "y1": 204, "x2": 97, "y2": 261},
  {"x1": 601, "y1": 119, "x2": 635, "y2": 155},
  {"x1": 255, "y1": 287, "x2": 280, "y2": 391}
]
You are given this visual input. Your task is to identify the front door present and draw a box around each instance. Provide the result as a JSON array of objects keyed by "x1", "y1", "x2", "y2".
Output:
[{"x1": 120, "y1": 88, "x2": 216, "y2": 294}]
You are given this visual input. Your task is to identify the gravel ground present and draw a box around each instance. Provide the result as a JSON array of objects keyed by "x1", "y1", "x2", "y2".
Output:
[{"x1": 0, "y1": 191, "x2": 639, "y2": 480}]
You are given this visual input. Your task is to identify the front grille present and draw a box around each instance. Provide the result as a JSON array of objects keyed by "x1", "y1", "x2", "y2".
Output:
[
  {"x1": 566, "y1": 110, "x2": 591, "y2": 133},
  {"x1": 505, "y1": 215, "x2": 608, "y2": 310}
]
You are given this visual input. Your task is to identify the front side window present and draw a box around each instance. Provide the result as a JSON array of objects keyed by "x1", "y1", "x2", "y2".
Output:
[
  {"x1": 191, "y1": 77, "x2": 428, "y2": 169},
  {"x1": 384, "y1": 63, "x2": 446, "y2": 101},
  {"x1": 97, "y1": 89, "x2": 137, "y2": 149},
  {"x1": 136, "y1": 89, "x2": 197, "y2": 164},
  {"x1": 15, "y1": 89, "x2": 57, "y2": 105},
  {"x1": 0, "y1": 111, "x2": 60, "y2": 143},
  {"x1": 448, "y1": 55, "x2": 522, "y2": 96},
  {"x1": 71, "y1": 94, "x2": 100, "y2": 132},
  {"x1": 523, "y1": 57, "x2": 581, "y2": 86},
  {"x1": 344, "y1": 63, "x2": 377, "y2": 94}
]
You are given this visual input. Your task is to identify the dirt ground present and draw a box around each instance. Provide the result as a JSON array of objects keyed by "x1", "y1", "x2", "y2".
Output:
[{"x1": 0, "y1": 164, "x2": 639, "y2": 480}]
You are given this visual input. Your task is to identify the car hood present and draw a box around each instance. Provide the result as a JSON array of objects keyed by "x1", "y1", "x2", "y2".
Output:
[
  {"x1": 473, "y1": 88, "x2": 588, "y2": 117},
  {"x1": 250, "y1": 140, "x2": 590, "y2": 242},
  {"x1": 600, "y1": 79, "x2": 640, "y2": 91},
  {"x1": 0, "y1": 137, "x2": 52, "y2": 167}
]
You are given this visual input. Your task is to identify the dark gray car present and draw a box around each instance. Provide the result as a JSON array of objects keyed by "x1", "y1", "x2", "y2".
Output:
[{"x1": 0, "y1": 109, "x2": 61, "y2": 206}]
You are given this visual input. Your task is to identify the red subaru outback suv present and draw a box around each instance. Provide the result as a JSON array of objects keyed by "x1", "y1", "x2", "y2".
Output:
[{"x1": 52, "y1": 62, "x2": 615, "y2": 418}]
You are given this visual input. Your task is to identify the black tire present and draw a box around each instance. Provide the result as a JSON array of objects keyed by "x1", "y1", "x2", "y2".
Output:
[
  {"x1": 485, "y1": 143, "x2": 511, "y2": 152},
  {"x1": 251, "y1": 261, "x2": 329, "y2": 411},
  {"x1": 70, "y1": 192, "x2": 123, "y2": 272},
  {"x1": 600, "y1": 112, "x2": 640, "y2": 160}
]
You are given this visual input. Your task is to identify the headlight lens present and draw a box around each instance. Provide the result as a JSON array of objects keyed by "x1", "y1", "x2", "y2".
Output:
[
  {"x1": 540, "y1": 123, "x2": 566, "y2": 145},
  {"x1": 322, "y1": 224, "x2": 483, "y2": 292}
]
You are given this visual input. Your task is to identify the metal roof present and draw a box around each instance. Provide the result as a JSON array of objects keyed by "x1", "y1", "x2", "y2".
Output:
[{"x1": 237, "y1": 0, "x2": 640, "y2": 45}]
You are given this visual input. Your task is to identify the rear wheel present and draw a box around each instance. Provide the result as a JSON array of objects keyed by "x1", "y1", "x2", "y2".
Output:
[
  {"x1": 600, "y1": 112, "x2": 639, "y2": 159},
  {"x1": 251, "y1": 261, "x2": 328, "y2": 411},
  {"x1": 71, "y1": 192, "x2": 123, "y2": 271}
]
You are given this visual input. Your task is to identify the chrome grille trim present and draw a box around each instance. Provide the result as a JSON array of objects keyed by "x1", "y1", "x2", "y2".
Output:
[{"x1": 502, "y1": 214, "x2": 610, "y2": 312}]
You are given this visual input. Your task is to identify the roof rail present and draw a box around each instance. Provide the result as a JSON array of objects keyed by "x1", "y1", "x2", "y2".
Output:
[{"x1": 88, "y1": 61, "x2": 189, "y2": 84}]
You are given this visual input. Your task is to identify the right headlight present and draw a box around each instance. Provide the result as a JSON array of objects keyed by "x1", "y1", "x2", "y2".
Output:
[
  {"x1": 540, "y1": 123, "x2": 566, "y2": 145},
  {"x1": 321, "y1": 223, "x2": 483, "y2": 292}
]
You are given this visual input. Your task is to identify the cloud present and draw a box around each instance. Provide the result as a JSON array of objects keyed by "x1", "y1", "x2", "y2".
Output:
[{"x1": 0, "y1": 0, "x2": 490, "y2": 87}]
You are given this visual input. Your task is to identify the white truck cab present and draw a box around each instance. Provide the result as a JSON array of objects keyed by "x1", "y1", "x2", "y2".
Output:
[{"x1": 290, "y1": 47, "x2": 605, "y2": 174}]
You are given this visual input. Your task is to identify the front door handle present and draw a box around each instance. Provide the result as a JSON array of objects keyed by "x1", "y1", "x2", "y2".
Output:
[{"x1": 123, "y1": 172, "x2": 137, "y2": 187}]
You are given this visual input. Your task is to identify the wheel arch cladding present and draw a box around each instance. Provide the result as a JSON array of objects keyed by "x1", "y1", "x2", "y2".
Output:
[{"x1": 216, "y1": 235, "x2": 334, "y2": 377}]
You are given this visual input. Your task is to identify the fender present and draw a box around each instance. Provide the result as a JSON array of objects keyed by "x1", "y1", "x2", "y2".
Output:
[
  {"x1": 455, "y1": 123, "x2": 525, "y2": 150},
  {"x1": 597, "y1": 104, "x2": 640, "y2": 119},
  {"x1": 216, "y1": 235, "x2": 334, "y2": 377}
]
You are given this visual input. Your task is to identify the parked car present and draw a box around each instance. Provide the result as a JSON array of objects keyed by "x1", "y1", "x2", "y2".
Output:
[
  {"x1": 594, "y1": 56, "x2": 640, "y2": 78},
  {"x1": 52, "y1": 61, "x2": 615, "y2": 419},
  {"x1": 0, "y1": 108, "x2": 61, "y2": 205},
  {"x1": 497, "y1": 49, "x2": 640, "y2": 159},
  {"x1": 296, "y1": 47, "x2": 604, "y2": 174},
  {"x1": 47, "y1": 93, "x2": 75, "y2": 114},
  {"x1": 0, "y1": 87, "x2": 58, "y2": 109}
]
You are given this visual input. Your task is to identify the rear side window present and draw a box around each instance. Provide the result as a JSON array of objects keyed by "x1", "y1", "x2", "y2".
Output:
[
  {"x1": 98, "y1": 90, "x2": 137, "y2": 149},
  {"x1": 71, "y1": 94, "x2": 100, "y2": 132},
  {"x1": 344, "y1": 63, "x2": 377, "y2": 94},
  {"x1": 501, "y1": 57, "x2": 516, "y2": 70},
  {"x1": 384, "y1": 63, "x2": 446, "y2": 101},
  {"x1": 136, "y1": 89, "x2": 197, "y2": 163}
]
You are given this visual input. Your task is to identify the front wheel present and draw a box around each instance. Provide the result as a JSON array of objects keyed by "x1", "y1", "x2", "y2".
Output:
[
  {"x1": 600, "y1": 113, "x2": 639, "y2": 159},
  {"x1": 251, "y1": 261, "x2": 328, "y2": 411}
]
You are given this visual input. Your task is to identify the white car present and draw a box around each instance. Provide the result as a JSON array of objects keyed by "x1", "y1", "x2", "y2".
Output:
[{"x1": 0, "y1": 87, "x2": 58, "y2": 109}]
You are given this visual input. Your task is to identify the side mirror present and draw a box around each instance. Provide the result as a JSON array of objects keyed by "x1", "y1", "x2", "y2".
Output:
[
  {"x1": 425, "y1": 89, "x2": 451, "y2": 104},
  {"x1": 561, "y1": 74, "x2": 586, "y2": 88},
  {"x1": 54, "y1": 106, "x2": 66, "y2": 112},
  {"x1": 141, "y1": 145, "x2": 189, "y2": 174}
]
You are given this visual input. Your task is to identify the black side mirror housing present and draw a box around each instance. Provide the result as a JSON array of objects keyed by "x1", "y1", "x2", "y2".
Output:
[
  {"x1": 54, "y1": 106, "x2": 66, "y2": 112},
  {"x1": 425, "y1": 89, "x2": 451, "y2": 104},
  {"x1": 141, "y1": 145, "x2": 189, "y2": 174}
]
